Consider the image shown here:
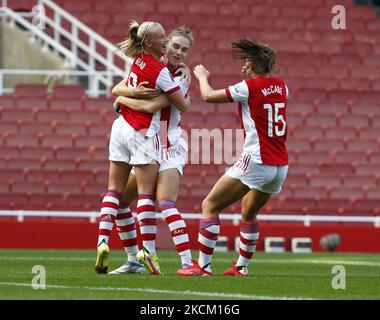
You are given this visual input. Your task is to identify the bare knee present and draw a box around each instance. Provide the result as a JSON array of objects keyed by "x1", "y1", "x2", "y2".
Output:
[
  {"x1": 241, "y1": 203, "x2": 259, "y2": 223},
  {"x1": 202, "y1": 197, "x2": 219, "y2": 217}
]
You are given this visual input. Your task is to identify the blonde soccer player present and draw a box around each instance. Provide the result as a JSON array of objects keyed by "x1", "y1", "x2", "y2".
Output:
[
  {"x1": 94, "y1": 21, "x2": 189, "y2": 274},
  {"x1": 108, "y1": 27, "x2": 195, "y2": 275}
]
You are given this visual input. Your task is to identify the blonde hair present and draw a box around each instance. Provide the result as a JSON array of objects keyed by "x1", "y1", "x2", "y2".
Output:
[
  {"x1": 118, "y1": 20, "x2": 159, "y2": 57},
  {"x1": 168, "y1": 26, "x2": 194, "y2": 46}
]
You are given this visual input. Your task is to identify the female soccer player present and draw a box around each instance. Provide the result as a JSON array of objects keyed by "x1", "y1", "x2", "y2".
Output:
[
  {"x1": 179, "y1": 39, "x2": 289, "y2": 276},
  {"x1": 107, "y1": 27, "x2": 195, "y2": 275},
  {"x1": 94, "y1": 21, "x2": 189, "y2": 274}
]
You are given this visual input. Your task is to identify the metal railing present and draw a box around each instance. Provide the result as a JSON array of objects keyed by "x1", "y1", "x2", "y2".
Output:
[
  {"x1": 0, "y1": 210, "x2": 379, "y2": 228},
  {"x1": 0, "y1": 0, "x2": 132, "y2": 96}
]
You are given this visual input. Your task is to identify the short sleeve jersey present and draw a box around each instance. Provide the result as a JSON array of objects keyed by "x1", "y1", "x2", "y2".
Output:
[
  {"x1": 226, "y1": 77, "x2": 289, "y2": 165},
  {"x1": 160, "y1": 68, "x2": 189, "y2": 147},
  {"x1": 120, "y1": 53, "x2": 180, "y2": 137}
]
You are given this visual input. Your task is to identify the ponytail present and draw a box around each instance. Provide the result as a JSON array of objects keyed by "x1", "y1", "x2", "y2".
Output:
[{"x1": 118, "y1": 20, "x2": 158, "y2": 58}]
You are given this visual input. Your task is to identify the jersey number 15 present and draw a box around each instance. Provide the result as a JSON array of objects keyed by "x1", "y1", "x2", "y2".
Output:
[{"x1": 263, "y1": 103, "x2": 286, "y2": 137}]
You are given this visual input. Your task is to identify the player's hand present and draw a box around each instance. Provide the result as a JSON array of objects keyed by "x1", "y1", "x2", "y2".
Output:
[
  {"x1": 193, "y1": 65, "x2": 210, "y2": 80},
  {"x1": 177, "y1": 64, "x2": 191, "y2": 87},
  {"x1": 113, "y1": 98, "x2": 121, "y2": 114},
  {"x1": 134, "y1": 81, "x2": 160, "y2": 99}
]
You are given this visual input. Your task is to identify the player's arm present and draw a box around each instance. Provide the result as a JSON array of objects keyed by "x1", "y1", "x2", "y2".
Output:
[
  {"x1": 111, "y1": 80, "x2": 160, "y2": 99},
  {"x1": 193, "y1": 65, "x2": 230, "y2": 103},
  {"x1": 166, "y1": 89, "x2": 190, "y2": 112},
  {"x1": 114, "y1": 95, "x2": 170, "y2": 114},
  {"x1": 157, "y1": 68, "x2": 190, "y2": 112}
]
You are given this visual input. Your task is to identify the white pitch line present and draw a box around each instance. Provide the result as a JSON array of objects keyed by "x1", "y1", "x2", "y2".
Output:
[
  {"x1": 0, "y1": 281, "x2": 313, "y2": 300},
  {"x1": 1, "y1": 256, "x2": 380, "y2": 267}
]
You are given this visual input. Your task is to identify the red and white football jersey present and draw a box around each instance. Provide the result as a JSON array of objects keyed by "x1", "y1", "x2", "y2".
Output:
[
  {"x1": 160, "y1": 68, "x2": 189, "y2": 147},
  {"x1": 120, "y1": 54, "x2": 180, "y2": 137},
  {"x1": 226, "y1": 77, "x2": 289, "y2": 165}
]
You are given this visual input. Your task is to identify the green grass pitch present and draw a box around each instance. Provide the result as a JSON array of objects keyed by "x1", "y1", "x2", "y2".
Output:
[{"x1": 0, "y1": 249, "x2": 379, "y2": 300}]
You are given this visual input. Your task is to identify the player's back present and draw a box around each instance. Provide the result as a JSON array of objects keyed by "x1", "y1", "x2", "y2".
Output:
[{"x1": 238, "y1": 76, "x2": 288, "y2": 165}]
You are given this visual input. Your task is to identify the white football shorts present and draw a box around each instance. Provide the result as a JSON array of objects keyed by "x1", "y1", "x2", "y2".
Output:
[
  {"x1": 159, "y1": 138, "x2": 187, "y2": 175},
  {"x1": 109, "y1": 116, "x2": 161, "y2": 165},
  {"x1": 130, "y1": 137, "x2": 187, "y2": 176},
  {"x1": 226, "y1": 152, "x2": 288, "y2": 194}
]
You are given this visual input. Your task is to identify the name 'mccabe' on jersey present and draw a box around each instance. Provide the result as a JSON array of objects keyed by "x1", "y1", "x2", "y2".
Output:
[
  {"x1": 119, "y1": 54, "x2": 180, "y2": 137},
  {"x1": 226, "y1": 77, "x2": 289, "y2": 165}
]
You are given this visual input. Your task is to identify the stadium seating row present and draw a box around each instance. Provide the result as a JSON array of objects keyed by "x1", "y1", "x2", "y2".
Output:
[{"x1": 1, "y1": 0, "x2": 379, "y2": 216}]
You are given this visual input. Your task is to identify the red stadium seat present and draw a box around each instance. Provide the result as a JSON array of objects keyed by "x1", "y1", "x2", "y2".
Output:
[
  {"x1": 359, "y1": 127, "x2": 380, "y2": 139},
  {"x1": 325, "y1": 127, "x2": 356, "y2": 139},
  {"x1": 52, "y1": 121, "x2": 87, "y2": 135},
  {"x1": 46, "y1": 181, "x2": 83, "y2": 194},
  {"x1": 1, "y1": 121, "x2": 18, "y2": 134},
  {"x1": 54, "y1": 146, "x2": 90, "y2": 160},
  {"x1": 281, "y1": 197, "x2": 318, "y2": 214},
  {"x1": 313, "y1": 138, "x2": 345, "y2": 152},
  {"x1": 82, "y1": 182, "x2": 107, "y2": 195},
  {"x1": 74, "y1": 135, "x2": 107, "y2": 148},
  {"x1": 25, "y1": 168, "x2": 60, "y2": 182},
  {"x1": 76, "y1": 159, "x2": 108, "y2": 171},
  {"x1": 355, "y1": 164, "x2": 380, "y2": 175},
  {"x1": 286, "y1": 138, "x2": 311, "y2": 151},
  {"x1": 0, "y1": 193, "x2": 29, "y2": 210},
  {"x1": 68, "y1": 110, "x2": 102, "y2": 122},
  {"x1": 49, "y1": 97, "x2": 84, "y2": 110},
  {"x1": 59, "y1": 169, "x2": 94, "y2": 184},
  {"x1": 352, "y1": 199, "x2": 380, "y2": 215},
  {"x1": 52, "y1": 84, "x2": 86, "y2": 98},
  {"x1": 83, "y1": 97, "x2": 114, "y2": 111},
  {"x1": 316, "y1": 198, "x2": 353, "y2": 214},
  {"x1": 293, "y1": 187, "x2": 327, "y2": 199},
  {"x1": 14, "y1": 84, "x2": 48, "y2": 97},
  {"x1": 345, "y1": 138, "x2": 378, "y2": 152},
  {"x1": 18, "y1": 121, "x2": 53, "y2": 135},
  {"x1": 284, "y1": 173, "x2": 309, "y2": 186},
  {"x1": 15, "y1": 97, "x2": 49, "y2": 109},
  {"x1": 1, "y1": 108, "x2": 35, "y2": 121},
  {"x1": 341, "y1": 174, "x2": 377, "y2": 188},
  {"x1": 329, "y1": 186, "x2": 364, "y2": 199},
  {"x1": 289, "y1": 126, "x2": 324, "y2": 139},
  {"x1": 43, "y1": 159, "x2": 77, "y2": 170},
  {"x1": 40, "y1": 134, "x2": 74, "y2": 148},
  {"x1": 10, "y1": 181, "x2": 45, "y2": 193},
  {"x1": 0, "y1": 96, "x2": 15, "y2": 109},
  {"x1": 339, "y1": 114, "x2": 370, "y2": 127},
  {"x1": 36, "y1": 109, "x2": 68, "y2": 122},
  {"x1": 0, "y1": 168, "x2": 25, "y2": 183},
  {"x1": 331, "y1": 150, "x2": 369, "y2": 163},
  {"x1": 318, "y1": 163, "x2": 354, "y2": 174},
  {"x1": 4, "y1": 133, "x2": 40, "y2": 147},
  {"x1": 295, "y1": 150, "x2": 329, "y2": 164},
  {"x1": 305, "y1": 113, "x2": 338, "y2": 127},
  {"x1": 308, "y1": 173, "x2": 342, "y2": 187},
  {"x1": 5, "y1": 157, "x2": 42, "y2": 170},
  {"x1": 0, "y1": 145, "x2": 21, "y2": 158}
]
